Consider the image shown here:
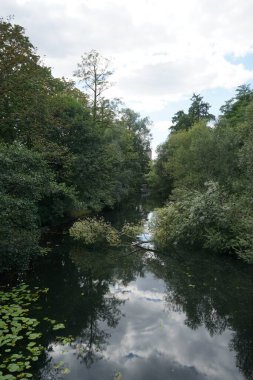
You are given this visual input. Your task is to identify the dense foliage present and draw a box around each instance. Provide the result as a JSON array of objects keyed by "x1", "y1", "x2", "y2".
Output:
[
  {"x1": 69, "y1": 217, "x2": 143, "y2": 246},
  {"x1": 0, "y1": 19, "x2": 151, "y2": 274},
  {"x1": 149, "y1": 88, "x2": 253, "y2": 262}
]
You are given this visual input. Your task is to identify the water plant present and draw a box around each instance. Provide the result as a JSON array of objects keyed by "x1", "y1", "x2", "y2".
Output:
[{"x1": 0, "y1": 284, "x2": 66, "y2": 380}]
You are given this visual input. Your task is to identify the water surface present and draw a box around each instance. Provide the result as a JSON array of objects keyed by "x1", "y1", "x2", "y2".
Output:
[{"x1": 27, "y1": 209, "x2": 253, "y2": 380}]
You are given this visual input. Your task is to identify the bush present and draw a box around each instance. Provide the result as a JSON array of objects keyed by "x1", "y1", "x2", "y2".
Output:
[
  {"x1": 69, "y1": 217, "x2": 144, "y2": 248},
  {"x1": 150, "y1": 182, "x2": 253, "y2": 262},
  {"x1": 69, "y1": 217, "x2": 121, "y2": 246}
]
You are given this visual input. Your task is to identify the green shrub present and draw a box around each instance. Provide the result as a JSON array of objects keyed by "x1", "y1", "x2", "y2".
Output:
[
  {"x1": 69, "y1": 217, "x2": 144, "y2": 247},
  {"x1": 69, "y1": 217, "x2": 121, "y2": 246},
  {"x1": 150, "y1": 182, "x2": 253, "y2": 262}
]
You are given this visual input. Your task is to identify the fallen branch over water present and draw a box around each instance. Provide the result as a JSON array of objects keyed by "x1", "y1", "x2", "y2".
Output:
[{"x1": 132, "y1": 241, "x2": 158, "y2": 253}]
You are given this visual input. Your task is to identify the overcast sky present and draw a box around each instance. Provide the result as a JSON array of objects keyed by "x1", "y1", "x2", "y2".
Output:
[{"x1": 3, "y1": 0, "x2": 253, "y2": 153}]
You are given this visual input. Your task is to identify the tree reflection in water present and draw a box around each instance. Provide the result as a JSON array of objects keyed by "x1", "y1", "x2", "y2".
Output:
[
  {"x1": 147, "y1": 249, "x2": 253, "y2": 380},
  {"x1": 28, "y1": 218, "x2": 253, "y2": 380},
  {"x1": 69, "y1": 248, "x2": 126, "y2": 368},
  {"x1": 31, "y1": 240, "x2": 145, "y2": 379}
]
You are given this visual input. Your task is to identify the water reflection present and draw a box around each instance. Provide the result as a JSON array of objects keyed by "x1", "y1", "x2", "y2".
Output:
[
  {"x1": 147, "y1": 250, "x2": 253, "y2": 380},
  {"x1": 28, "y1": 218, "x2": 253, "y2": 380},
  {"x1": 67, "y1": 247, "x2": 145, "y2": 368}
]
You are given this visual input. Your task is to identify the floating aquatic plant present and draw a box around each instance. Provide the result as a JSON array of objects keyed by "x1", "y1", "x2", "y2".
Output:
[{"x1": 0, "y1": 284, "x2": 66, "y2": 379}]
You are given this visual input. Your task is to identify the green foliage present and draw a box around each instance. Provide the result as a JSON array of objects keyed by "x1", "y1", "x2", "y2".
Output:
[
  {"x1": 0, "y1": 284, "x2": 46, "y2": 379},
  {"x1": 0, "y1": 283, "x2": 69, "y2": 379},
  {"x1": 171, "y1": 110, "x2": 192, "y2": 133},
  {"x1": 149, "y1": 88, "x2": 253, "y2": 262},
  {"x1": 0, "y1": 19, "x2": 59, "y2": 147},
  {"x1": 0, "y1": 143, "x2": 52, "y2": 271},
  {"x1": 69, "y1": 218, "x2": 144, "y2": 247},
  {"x1": 146, "y1": 148, "x2": 173, "y2": 203},
  {"x1": 148, "y1": 122, "x2": 218, "y2": 199},
  {"x1": 164, "y1": 121, "x2": 243, "y2": 192},
  {"x1": 163, "y1": 122, "x2": 216, "y2": 190},
  {"x1": 170, "y1": 93, "x2": 215, "y2": 133},
  {"x1": 188, "y1": 93, "x2": 215, "y2": 123},
  {"x1": 219, "y1": 84, "x2": 253, "y2": 126},
  {"x1": 121, "y1": 222, "x2": 143, "y2": 238},
  {"x1": 0, "y1": 142, "x2": 78, "y2": 271},
  {"x1": 0, "y1": 19, "x2": 151, "y2": 273},
  {"x1": 69, "y1": 217, "x2": 121, "y2": 246},
  {"x1": 151, "y1": 182, "x2": 253, "y2": 262}
]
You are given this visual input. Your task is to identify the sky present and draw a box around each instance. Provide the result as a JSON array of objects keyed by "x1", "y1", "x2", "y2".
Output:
[{"x1": 2, "y1": 0, "x2": 253, "y2": 154}]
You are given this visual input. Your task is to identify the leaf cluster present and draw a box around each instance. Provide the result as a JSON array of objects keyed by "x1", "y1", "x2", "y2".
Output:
[{"x1": 69, "y1": 218, "x2": 144, "y2": 247}]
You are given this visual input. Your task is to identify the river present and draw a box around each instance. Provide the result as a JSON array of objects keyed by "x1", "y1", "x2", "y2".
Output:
[{"x1": 24, "y1": 203, "x2": 253, "y2": 380}]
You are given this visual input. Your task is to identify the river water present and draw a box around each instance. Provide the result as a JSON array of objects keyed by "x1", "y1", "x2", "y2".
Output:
[{"x1": 26, "y1": 205, "x2": 253, "y2": 380}]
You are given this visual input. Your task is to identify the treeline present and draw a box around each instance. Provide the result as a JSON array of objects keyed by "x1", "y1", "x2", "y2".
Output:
[
  {"x1": 149, "y1": 89, "x2": 253, "y2": 262},
  {"x1": 0, "y1": 19, "x2": 151, "y2": 273}
]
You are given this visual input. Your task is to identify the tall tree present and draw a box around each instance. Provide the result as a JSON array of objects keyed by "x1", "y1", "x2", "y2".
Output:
[
  {"x1": 219, "y1": 84, "x2": 253, "y2": 126},
  {"x1": 188, "y1": 93, "x2": 215, "y2": 123},
  {"x1": 171, "y1": 110, "x2": 191, "y2": 133},
  {"x1": 170, "y1": 93, "x2": 215, "y2": 133},
  {"x1": 0, "y1": 18, "x2": 59, "y2": 147},
  {"x1": 74, "y1": 50, "x2": 113, "y2": 123},
  {"x1": 119, "y1": 108, "x2": 152, "y2": 150}
]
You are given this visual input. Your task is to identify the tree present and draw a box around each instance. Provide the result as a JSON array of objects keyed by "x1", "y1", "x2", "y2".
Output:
[
  {"x1": 74, "y1": 50, "x2": 113, "y2": 123},
  {"x1": 149, "y1": 87, "x2": 253, "y2": 263},
  {"x1": 0, "y1": 17, "x2": 38, "y2": 78},
  {"x1": 146, "y1": 140, "x2": 174, "y2": 201},
  {"x1": 0, "y1": 18, "x2": 60, "y2": 147},
  {"x1": 0, "y1": 19, "x2": 154, "y2": 274},
  {"x1": 170, "y1": 93, "x2": 215, "y2": 133},
  {"x1": 0, "y1": 144, "x2": 53, "y2": 271},
  {"x1": 219, "y1": 84, "x2": 253, "y2": 126},
  {"x1": 188, "y1": 93, "x2": 215, "y2": 123},
  {"x1": 119, "y1": 108, "x2": 152, "y2": 184},
  {"x1": 170, "y1": 110, "x2": 191, "y2": 133},
  {"x1": 119, "y1": 108, "x2": 152, "y2": 155},
  {"x1": 159, "y1": 123, "x2": 215, "y2": 191}
]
